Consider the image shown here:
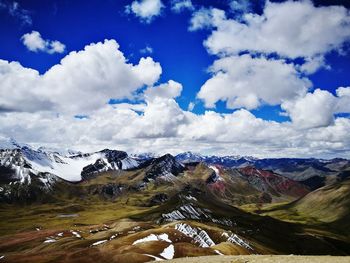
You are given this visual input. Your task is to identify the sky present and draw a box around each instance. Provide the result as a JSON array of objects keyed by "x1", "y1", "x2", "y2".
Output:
[{"x1": 0, "y1": 0, "x2": 350, "y2": 158}]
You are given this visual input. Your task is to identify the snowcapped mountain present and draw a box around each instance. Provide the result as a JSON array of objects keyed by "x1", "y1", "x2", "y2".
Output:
[
  {"x1": 175, "y1": 152, "x2": 205, "y2": 162},
  {"x1": 130, "y1": 152, "x2": 159, "y2": 161},
  {"x1": 0, "y1": 136, "x2": 31, "y2": 150},
  {"x1": 142, "y1": 154, "x2": 184, "y2": 182},
  {"x1": 1, "y1": 138, "x2": 349, "y2": 190},
  {"x1": 36, "y1": 146, "x2": 82, "y2": 157},
  {"x1": 175, "y1": 152, "x2": 256, "y2": 167},
  {"x1": 0, "y1": 138, "x2": 140, "y2": 184}
]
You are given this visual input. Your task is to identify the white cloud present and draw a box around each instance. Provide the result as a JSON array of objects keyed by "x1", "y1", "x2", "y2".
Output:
[
  {"x1": 337, "y1": 86, "x2": 350, "y2": 97},
  {"x1": 282, "y1": 89, "x2": 337, "y2": 129},
  {"x1": 192, "y1": 0, "x2": 350, "y2": 135},
  {"x1": 189, "y1": 8, "x2": 225, "y2": 31},
  {"x1": 0, "y1": 61, "x2": 349, "y2": 157},
  {"x1": 2, "y1": 98, "x2": 350, "y2": 158},
  {"x1": 126, "y1": 0, "x2": 164, "y2": 23},
  {"x1": 171, "y1": 0, "x2": 194, "y2": 13},
  {"x1": 0, "y1": 39, "x2": 162, "y2": 114},
  {"x1": 126, "y1": 98, "x2": 186, "y2": 138},
  {"x1": 191, "y1": 1, "x2": 350, "y2": 59},
  {"x1": 335, "y1": 87, "x2": 350, "y2": 113},
  {"x1": 0, "y1": 60, "x2": 52, "y2": 112},
  {"x1": 197, "y1": 54, "x2": 311, "y2": 109},
  {"x1": 282, "y1": 87, "x2": 350, "y2": 129},
  {"x1": 21, "y1": 31, "x2": 46, "y2": 52},
  {"x1": 21, "y1": 31, "x2": 66, "y2": 54},
  {"x1": 49, "y1": 40, "x2": 66, "y2": 54},
  {"x1": 144, "y1": 80, "x2": 182, "y2": 101},
  {"x1": 298, "y1": 56, "x2": 330, "y2": 74}
]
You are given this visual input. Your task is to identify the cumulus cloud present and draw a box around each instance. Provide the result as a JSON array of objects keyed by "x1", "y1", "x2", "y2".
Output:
[
  {"x1": 144, "y1": 80, "x2": 182, "y2": 101},
  {"x1": 282, "y1": 89, "x2": 337, "y2": 129},
  {"x1": 191, "y1": 0, "x2": 350, "y2": 134},
  {"x1": 49, "y1": 40, "x2": 66, "y2": 54},
  {"x1": 171, "y1": 0, "x2": 194, "y2": 13},
  {"x1": 21, "y1": 31, "x2": 66, "y2": 54},
  {"x1": 1, "y1": 98, "x2": 350, "y2": 158},
  {"x1": 298, "y1": 56, "x2": 330, "y2": 74},
  {"x1": 333, "y1": 87, "x2": 350, "y2": 114},
  {"x1": 0, "y1": 60, "x2": 52, "y2": 112},
  {"x1": 335, "y1": 86, "x2": 350, "y2": 113},
  {"x1": 126, "y1": 0, "x2": 164, "y2": 23},
  {"x1": 0, "y1": 39, "x2": 162, "y2": 114},
  {"x1": 197, "y1": 54, "x2": 311, "y2": 109},
  {"x1": 0, "y1": 55, "x2": 350, "y2": 158},
  {"x1": 282, "y1": 87, "x2": 350, "y2": 129},
  {"x1": 189, "y1": 8, "x2": 225, "y2": 31},
  {"x1": 191, "y1": 1, "x2": 350, "y2": 58}
]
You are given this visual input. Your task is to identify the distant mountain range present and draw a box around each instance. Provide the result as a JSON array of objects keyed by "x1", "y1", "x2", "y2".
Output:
[
  {"x1": 0, "y1": 137, "x2": 349, "y2": 198},
  {"x1": 1, "y1": 138, "x2": 349, "y2": 183}
]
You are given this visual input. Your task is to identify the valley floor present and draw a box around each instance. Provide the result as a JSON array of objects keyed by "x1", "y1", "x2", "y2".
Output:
[{"x1": 166, "y1": 255, "x2": 350, "y2": 263}]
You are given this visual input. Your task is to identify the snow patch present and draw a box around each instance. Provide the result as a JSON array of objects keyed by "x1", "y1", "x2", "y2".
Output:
[
  {"x1": 91, "y1": 240, "x2": 107, "y2": 246},
  {"x1": 29, "y1": 153, "x2": 103, "y2": 182},
  {"x1": 162, "y1": 204, "x2": 210, "y2": 221},
  {"x1": 222, "y1": 232, "x2": 253, "y2": 250},
  {"x1": 109, "y1": 234, "x2": 117, "y2": 240},
  {"x1": 209, "y1": 165, "x2": 220, "y2": 175},
  {"x1": 184, "y1": 195, "x2": 197, "y2": 201},
  {"x1": 160, "y1": 244, "x2": 175, "y2": 260},
  {"x1": 71, "y1": 231, "x2": 81, "y2": 238},
  {"x1": 143, "y1": 254, "x2": 163, "y2": 261},
  {"x1": 175, "y1": 223, "x2": 215, "y2": 248},
  {"x1": 133, "y1": 233, "x2": 172, "y2": 245},
  {"x1": 214, "y1": 249, "x2": 224, "y2": 255},
  {"x1": 44, "y1": 239, "x2": 56, "y2": 243},
  {"x1": 121, "y1": 157, "x2": 139, "y2": 169}
]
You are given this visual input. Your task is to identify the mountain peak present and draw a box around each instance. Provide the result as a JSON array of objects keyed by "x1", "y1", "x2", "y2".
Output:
[{"x1": 0, "y1": 136, "x2": 30, "y2": 150}]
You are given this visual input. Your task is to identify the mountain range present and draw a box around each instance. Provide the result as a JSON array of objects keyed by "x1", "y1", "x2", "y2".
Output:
[{"x1": 0, "y1": 138, "x2": 350, "y2": 262}]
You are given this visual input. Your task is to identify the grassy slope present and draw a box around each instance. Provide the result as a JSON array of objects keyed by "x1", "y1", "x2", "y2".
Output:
[
  {"x1": 255, "y1": 179, "x2": 350, "y2": 234},
  {"x1": 1, "y1": 168, "x2": 350, "y2": 262}
]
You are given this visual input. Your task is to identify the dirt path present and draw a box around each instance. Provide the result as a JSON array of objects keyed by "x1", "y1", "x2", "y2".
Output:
[{"x1": 165, "y1": 255, "x2": 350, "y2": 263}]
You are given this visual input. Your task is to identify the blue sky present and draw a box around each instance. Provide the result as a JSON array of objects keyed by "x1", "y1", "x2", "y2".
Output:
[{"x1": 0, "y1": 0, "x2": 350, "y2": 157}]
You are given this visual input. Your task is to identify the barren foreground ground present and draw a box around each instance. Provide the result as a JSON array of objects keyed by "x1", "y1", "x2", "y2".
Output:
[{"x1": 166, "y1": 255, "x2": 350, "y2": 263}]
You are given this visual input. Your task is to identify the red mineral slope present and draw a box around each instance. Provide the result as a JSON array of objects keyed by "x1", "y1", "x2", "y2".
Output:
[{"x1": 239, "y1": 166, "x2": 309, "y2": 198}]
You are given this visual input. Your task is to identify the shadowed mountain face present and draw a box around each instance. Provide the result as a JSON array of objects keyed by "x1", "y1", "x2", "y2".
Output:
[{"x1": 1, "y1": 143, "x2": 350, "y2": 262}]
